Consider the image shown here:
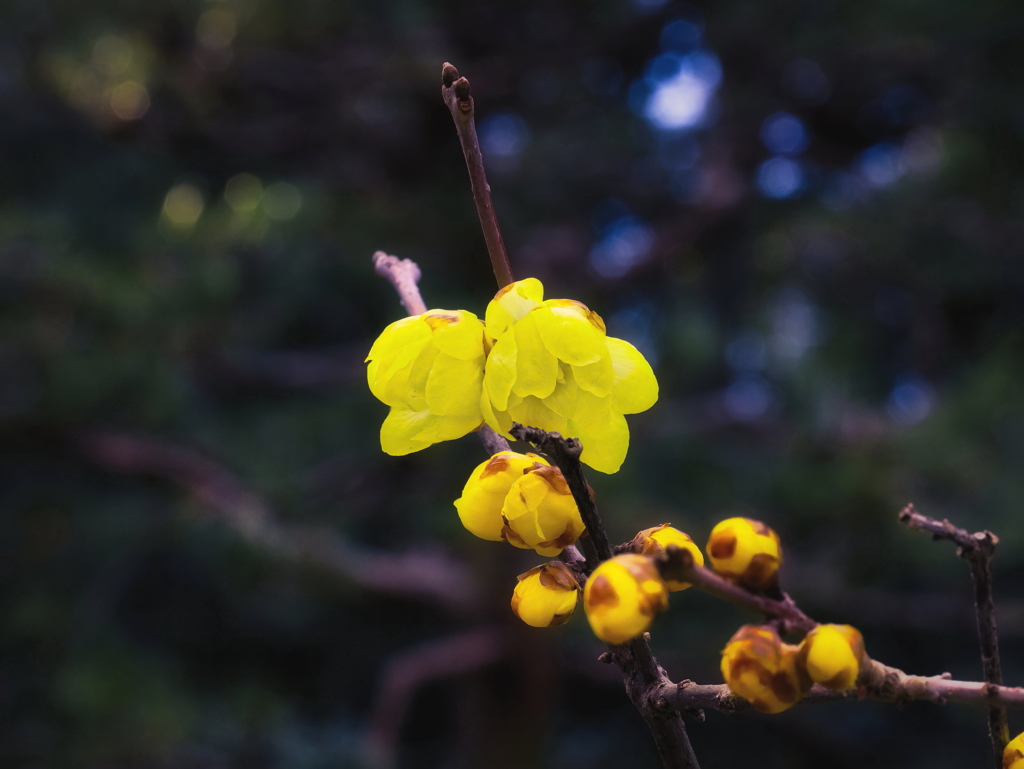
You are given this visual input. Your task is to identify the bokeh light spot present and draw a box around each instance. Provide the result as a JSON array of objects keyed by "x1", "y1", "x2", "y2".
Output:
[
  {"x1": 887, "y1": 376, "x2": 935, "y2": 425},
  {"x1": 478, "y1": 113, "x2": 530, "y2": 158},
  {"x1": 756, "y1": 157, "x2": 803, "y2": 198},
  {"x1": 93, "y1": 35, "x2": 133, "y2": 76},
  {"x1": 197, "y1": 9, "x2": 237, "y2": 50},
  {"x1": 225, "y1": 173, "x2": 263, "y2": 213},
  {"x1": 163, "y1": 184, "x2": 204, "y2": 226},
  {"x1": 110, "y1": 81, "x2": 150, "y2": 120},
  {"x1": 760, "y1": 112, "x2": 809, "y2": 155}
]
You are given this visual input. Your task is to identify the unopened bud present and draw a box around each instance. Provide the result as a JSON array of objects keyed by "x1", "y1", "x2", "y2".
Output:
[
  {"x1": 511, "y1": 562, "x2": 580, "y2": 628},
  {"x1": 454, "y1": 451, "x2": 548, "y2": 541},
  {"x1": 584, "y1": 554, "x2": 669, "y2": 645},
  {"x1": 720, "y1": 625, "x2": 810, "y2": 714},
  {"x1": 501, "y1": 465, "x2": 585, "y2": 556},
  {"x1": 798, "y1": 624, "x2": 864, "y2": 691},
  {"x1": 633, "y1": 524, "x2": 705, "y2": 591},
  {"x1": 707, "y1": 517, "x2": 782, "y2": 590}
]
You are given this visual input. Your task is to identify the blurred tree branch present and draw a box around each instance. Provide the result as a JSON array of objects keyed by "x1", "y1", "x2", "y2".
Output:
[{"x1": 81, "y1": 431, "x2": 479, "y2": 613}]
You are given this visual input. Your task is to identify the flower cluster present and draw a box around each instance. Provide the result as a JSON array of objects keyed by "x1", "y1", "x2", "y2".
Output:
[
  {"x1": 707, "y1": 516, "x2": 782, "y2": 590},
  {"x1": 720, "y1": 623, "x2": 865, "y2": 713},
  {"x1": 366, "y1": 278, "x2": 658, "y2": 474}
]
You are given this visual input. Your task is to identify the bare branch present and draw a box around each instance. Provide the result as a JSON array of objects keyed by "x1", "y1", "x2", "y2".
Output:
[
  {"x1": 81, "y1": 431, "x2": 479, "y2": 612},
  {"x1": 373, "y1": 250, "x2": 428, "y2": 316},
  {"x1": 654, "y1": 545, "x2": 817, "y2": 637},
  {"x1": 362, "y1": 627, "x2": 506, "y2": 769},
  {"x1": 900, "y1": 504, "x2": 1008, "y2": 763},
  {"x1": 440, "y1": 63, "x2": 515, "y2": 289}
]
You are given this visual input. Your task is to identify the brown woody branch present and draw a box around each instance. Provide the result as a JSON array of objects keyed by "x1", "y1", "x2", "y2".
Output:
[
  {"x1": 440, "y1": 63, "x2": 515, "y2": 289},
  {"x1": 654, "y1": 545, "x2": 817, "y2": 636},
  {"x1": 899, "y1": 504, "x2": 1009, "y2": 764},
  {"x1": 508, "y1": 424, "x2": 698, "y2": 768},
  {"x1": 654, "y1": 660, "x2": 1024, "y2": 714}
]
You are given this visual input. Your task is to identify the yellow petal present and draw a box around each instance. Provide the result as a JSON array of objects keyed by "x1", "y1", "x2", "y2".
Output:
[
  {"x1": 568, "y1": 390, "x2": 629, "y2": 474},
  {"x1": 572, "y1": 348, "x2": 614, "y2": 397},
  {"x1": 455, "y1": 452, "x2": 548, "y2": 541},
  {"x1": 485, "y1": 278, "x2": 544, "y2": 339},
  {"x1": 533, "y1": 301, "x2": 607, "y2": 366},
  {"x1": 607, "y1": 337, "x2": 658, "y2": 414},
  {"x1": 480, "y1": 387, "x2": 514, "y2": 438},
  {"x1": 483, "y1": 330, "x2": 517, "y2": 411},
  {"x1": 510, "y1": 313, "x2": 558, "y2": 399},
  {"x1": 508, "y1": 394, "x2": 568, "y2": 436},
  {"x1": 424, "y1": 309, "x2": 486, "y2": 360},
  {"x1": 381, "y1": 342, "x2": 437, "y2": 410},
  {"x1": 379, "y1": 408, "x2": 436, "y2": 455},
  {"x1": 425, "y1": 352, "x2": 485, "y2": 417},
  {"x1": 365, "y1": 315, "x2": 430, "y2": 364},
  {"x1": 543, "y1": 364, "x2": 580, "y2": 419}
]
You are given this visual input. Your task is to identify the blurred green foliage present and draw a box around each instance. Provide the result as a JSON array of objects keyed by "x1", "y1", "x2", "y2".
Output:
[{"x1": 1, "y1": 0, "x2": 1023, "y2": 766}]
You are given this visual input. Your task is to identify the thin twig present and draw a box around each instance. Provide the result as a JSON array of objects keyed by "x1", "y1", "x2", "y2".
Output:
[
  {"x1": 440, "y1": 63, "x2": 515, "y2": 288},
  {"x1": 899, "y1": 504, "x2": 1009, "y2": 763},
  {"x1": 654, "y1": 545, "x2": 818, "y2": 636},
  {"x1": 508, "y1": 423, "x2": 611, "y2": 572},
  {"x1": 373, "y1": 251, "x2": 428, "y2": 315}
]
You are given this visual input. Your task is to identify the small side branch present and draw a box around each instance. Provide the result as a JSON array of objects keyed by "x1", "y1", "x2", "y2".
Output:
[
  {"x1": 654, "y1": 545, "x2": 817, "y2": 636},
  {"x1": 899, "y1": 504, "x2": 1009, "y2": 762},
  {"x1": 440, "y1": 63, "x2": 515, "y2": 289},
  {"x1": 508, "y1": 423, "x2": 611, "y2": 572},
  {"x1": 373, "y1": 251, "x2": 427, "y2": 316}
]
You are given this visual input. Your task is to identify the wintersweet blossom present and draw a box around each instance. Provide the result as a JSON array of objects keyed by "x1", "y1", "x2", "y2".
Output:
[
  {"x1": 501, "y1": 464, "x2": 585, "y2": 556},
  {"x1": 366, "y1": 309, "x2": 487, "y2": 455},
  {"x1": 454, "y1": 451, "x2": 548, "y2": 541},
  {"x1": 797, "y1": 624, "x2": 864, "y2": 691},
  {"x1": 480, "y1": 278, "x2": 658, "y2": 474},
  {"x1": 583, "y1": 554, "x2": 669, "y2": 644},
  {"x1": 634, "y1": 524, "x2": 705, "y2": 591},
  {"x1": 720, "y1": 625, "x2": 809, "y2": 714}
]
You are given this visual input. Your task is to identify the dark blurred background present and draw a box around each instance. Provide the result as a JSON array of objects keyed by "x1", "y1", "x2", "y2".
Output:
[{"x1": 1, "y1": 0, "x2": 1023, "y2": 766}]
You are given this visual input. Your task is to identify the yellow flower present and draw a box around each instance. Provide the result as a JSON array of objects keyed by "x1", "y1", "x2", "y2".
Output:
[
  {"x1": 1004, "y1": 732, "x2": 1024, "y2": 769},
  {"x1": 633, "y1": 524, "x2": 705, "y2": 591},
  {"x1": 366, "y1": 309, "x2": 487, "y2": 455},
  {"x1": 797, "y1": 624, "x2": 864, "y2": 691},
  {"x1": 481, "y1": 279, "x2": 658, "y2": 474},
  {"x1": 511, "y1": 562, "x2": 580, "y2": 627},
  {"x1": 583, "y1": 554, "x2": 669, "y2": 644},
  {"x1": 720, "y1": 625, "x2": 810, "y2": 714},
  {"x1": 707, "y1": 517, "x2": 783, "y2": 590},
  {"x1": 454, "y1": 451, "x2": 548, "y2": 541},
  {"x1": 501, "y1": 465, "x2": 585, "y2": 556}
]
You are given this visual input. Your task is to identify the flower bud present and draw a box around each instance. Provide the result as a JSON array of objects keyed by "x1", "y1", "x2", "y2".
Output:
[
  {"x1": 511, "y1": 562, "x2": 580, "y2": 628},
  {"x1": 797, "y1": 624, "x2": 865, "y2": 691},
  {"x1": 1004, "y1": 733, "x2": 1024, "y2": 769},
  {"x1": 707, "y1": 517, "x2": 782, "y2": 590},
  {"x1": 454, "y1": 451, "x2": 548, "y2": 541},
  {"x1": 720, "y1": 625, "x2": 810, "y2": 714},
  {"x1": 501, "y1": 465, "x2": 585, "y2": 556},
  {"x1": 633, "y1": 524, "x2": 705, "y2": 591},
  {"x1": 583, "y1": 554, "x2": 669, "y2": 645}
]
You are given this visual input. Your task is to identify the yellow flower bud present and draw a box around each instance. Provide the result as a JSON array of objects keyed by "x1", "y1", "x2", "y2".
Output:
[
  {"x1": 1004, "y1": 732, "x2": 1024, "y2": 769},
  {"x1": 366, "y1": 309, "x2": 487, "y2": 455},
  {"x1": 634, "y1": 524, "x2": 705, "y2": 591},
  {"x1": 797, "y1": 624, "x2": 864, "y2": 691},
  {"x1": 511, "y1": 562, "x2": 580, "y2": 627},
  {"x1": 481, "y1": 279, "x2": 658, "y2": 475},
  {"x1": 501, "y1": 465, "x2": 585, "y2": 556},
  {"x1": 454, "y1": 451, "x2": 548, "y2": 541},
  {"x1": 707, "y1": 517, "x2": 782, "y2": 590},
  {"x1": 583, "y1": 554, "x2": 669, "y2": 645},
  {"x1": 720, "y1": 625, "x2": 810, "y2": 714}
]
